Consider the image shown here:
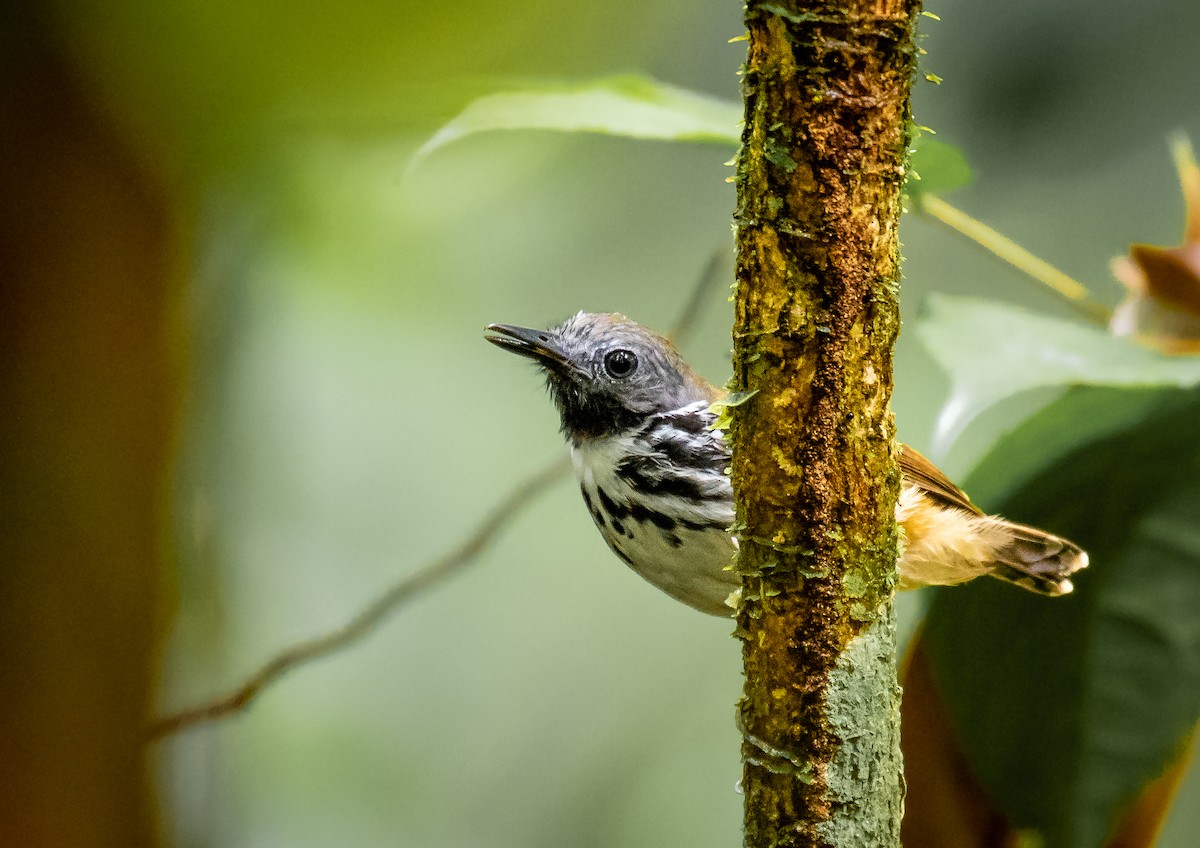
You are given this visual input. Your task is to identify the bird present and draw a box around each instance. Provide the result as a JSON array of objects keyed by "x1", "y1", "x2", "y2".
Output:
[{"x1": 485, "y1": 311, "x2": 1088, "y2": 617}]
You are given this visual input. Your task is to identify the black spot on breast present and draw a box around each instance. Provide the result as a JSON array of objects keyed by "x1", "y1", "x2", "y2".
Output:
[
  {"x1": 581, "y1": 485, "x2": 611, "y2": 528},
  {"x1": 612, "y1": 544, "x2": 635, "y2": 565},
  {"x1": 596, "y1": 487, "x2": 630, "y2": 520},
  {"x1": 648, "y1": 437, "x2": 695, "y2": 468},
  {"x1": 680, "y1": 517, "x2": 724, "y2": 533},
  {"x1": 630, "y1": 501, "x2": 677, "y2": 532},
  {"x1": 616, "y1": 456, "x2": 713, "y2": 503},
  {"x1": 667, "y1": 534, "x2": 683, "y2": 548},
  {"x1": 649, "y1": 434, "x2": 720, "y2": 471},
  {"x1": 611, "y1": 519, "x2": 626, "y2": 536},
  {"x1": 673, "y1": 411, "x2": 709, "y2": 434}
]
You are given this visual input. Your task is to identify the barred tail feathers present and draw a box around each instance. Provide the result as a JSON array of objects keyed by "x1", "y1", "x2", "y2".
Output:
[{"x1": 987, "y1": 520, "x2": 1089, "y2": 597}]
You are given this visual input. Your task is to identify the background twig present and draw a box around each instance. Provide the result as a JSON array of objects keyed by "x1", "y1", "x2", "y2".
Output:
[
  {"x1": 148, "y1": 457, "x2": 569, "y2": 740},
  {"x1": 920, "y1": 195, "x2": 1112, "y2": 323}
]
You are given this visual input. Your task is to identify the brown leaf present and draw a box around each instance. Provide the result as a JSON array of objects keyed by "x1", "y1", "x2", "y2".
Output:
[
  {"x1": 900, "y1": 636, "x2": 1019, "y2": 848},
  {"x1": 1111, "y1": 137, "x2": 1200, "y2": 352}
]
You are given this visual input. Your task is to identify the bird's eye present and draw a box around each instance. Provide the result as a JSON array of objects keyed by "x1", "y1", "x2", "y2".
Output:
[{"x1": 603, "y1": 348, "x2": 638, "y2": 378}]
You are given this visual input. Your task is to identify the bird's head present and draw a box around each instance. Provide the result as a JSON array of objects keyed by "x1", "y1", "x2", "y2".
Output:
[{"x1": 485, "y1": 312, "x2": 716, "y2": 440}]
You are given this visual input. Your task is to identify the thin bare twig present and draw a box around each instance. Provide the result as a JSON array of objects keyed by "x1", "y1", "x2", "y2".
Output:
[
  {"x1": 920, "y1": 195, "x2": 1112, "y2": 324},
  {"x1": 148, "y1": 457, "x2": 569, "y2": 741},
  {"x1": 666, "y1": 245, "x2": 730, "y2": 345},
  {"x1": 149, "y1": 245, "x2": 727, "y2": 741}
]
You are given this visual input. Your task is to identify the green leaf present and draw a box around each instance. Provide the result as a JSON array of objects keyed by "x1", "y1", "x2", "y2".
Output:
[
  {"x1": 922, "y1": 390, "x2": 1200, "y2": 848},
  {"x1": 919, "y1": 295, "x2": 1200, "y2": 844},
  {"x1": 905, "y1": 132, "x2": 972, "y2": 200},
  {"x1": 962, "y1": 386, "x2": 1195, "y2": 508},
  {"x1": 708, "y1": 390, "x2": 758, "y2": 431},
  {"x1": 411, "y1": 75, "x2": 742, "y2": 166},
  {"x1": 916, "y1": 295, "x2": 1200, "y2": 451}
]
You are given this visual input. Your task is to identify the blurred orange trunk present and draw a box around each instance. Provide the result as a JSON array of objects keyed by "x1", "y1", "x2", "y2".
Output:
[{"x1": 0, "y1": 23, "x2": 177, "y2": 848}]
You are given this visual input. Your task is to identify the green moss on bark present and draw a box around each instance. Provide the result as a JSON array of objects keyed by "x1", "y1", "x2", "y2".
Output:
[{"x1": 729, "y1": 1, "x2": 919, "y2": 846}]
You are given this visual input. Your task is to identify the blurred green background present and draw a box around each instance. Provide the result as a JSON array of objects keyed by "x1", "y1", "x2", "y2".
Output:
[{"x1": 4, "y1": 0, "x2": 1200, "y2": 846}]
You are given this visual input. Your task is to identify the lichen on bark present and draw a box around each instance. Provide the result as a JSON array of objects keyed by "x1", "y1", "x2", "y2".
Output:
[{"x1": 728, "y1": 1, "x2": 919, "y2": 846}]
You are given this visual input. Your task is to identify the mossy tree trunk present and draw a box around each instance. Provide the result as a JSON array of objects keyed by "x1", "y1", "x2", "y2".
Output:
[{"x1": 729, "y1": 1, "x2": 919, "y2": 846}]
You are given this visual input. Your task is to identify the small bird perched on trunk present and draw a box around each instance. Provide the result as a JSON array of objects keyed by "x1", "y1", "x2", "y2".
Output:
[{"x1": 485, "y1": 312, "x2": 1087, "y2": 617}]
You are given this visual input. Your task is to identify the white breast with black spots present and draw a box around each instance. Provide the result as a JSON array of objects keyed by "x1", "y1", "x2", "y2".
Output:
[{"x1": 570, "y1": 404, "x2": 739, "y2": 616}]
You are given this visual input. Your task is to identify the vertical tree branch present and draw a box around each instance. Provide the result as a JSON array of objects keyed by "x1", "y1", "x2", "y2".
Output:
[{"x1": 729, "y1": 1, "x2": 918, "y2": 846}]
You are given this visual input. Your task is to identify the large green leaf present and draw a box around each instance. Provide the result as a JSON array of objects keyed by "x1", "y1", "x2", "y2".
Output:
[
  {"x1": 410, "y1": 75, "x2": 742, "y2": 166},
  {"x1": 917, "y1": 295, "x2": 1200, "y2": 451},
  {"x1": 922, "y1": 389, "x2": 1200, "y2": 847},
  {"x1": 917, "y1": 296, "x2": 1200, "y2": 845}
]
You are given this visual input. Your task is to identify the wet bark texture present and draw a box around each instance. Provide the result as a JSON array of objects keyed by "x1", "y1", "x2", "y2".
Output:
[{"x1": 729, "y1": 2, "x2": 919, "y2": 846}]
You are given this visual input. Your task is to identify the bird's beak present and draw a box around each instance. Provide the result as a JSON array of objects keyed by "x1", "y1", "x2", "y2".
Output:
[{"x1": 484, "y1": 323, "x2": 587, "y2": 377}]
